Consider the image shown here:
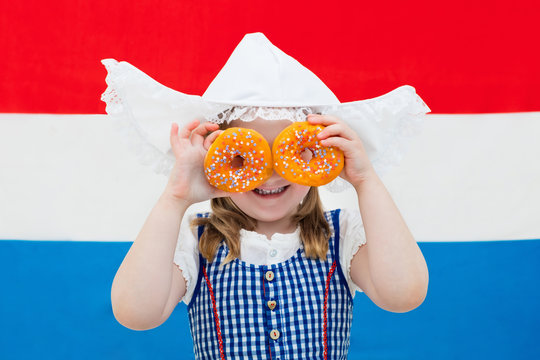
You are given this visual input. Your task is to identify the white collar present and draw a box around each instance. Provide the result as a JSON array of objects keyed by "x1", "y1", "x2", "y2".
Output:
[{"x1": 239, "y1": 226, "x2": 301, "y2": 245}]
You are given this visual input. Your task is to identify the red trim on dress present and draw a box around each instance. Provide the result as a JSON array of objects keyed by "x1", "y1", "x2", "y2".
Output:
[
  {"x1": 323, "y1": 261, "x2": 338, "y2": 360},
  {"x1": 203, "y1": 265, "x2": 226, "y2": 360}
]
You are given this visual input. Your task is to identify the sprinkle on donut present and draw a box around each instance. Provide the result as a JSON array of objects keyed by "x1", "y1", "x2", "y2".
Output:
[
  {"x1": 272, "y1": 121, "x2": 344, "y2": 186},
  {"x1": 204, "y1": 127, "x2": 273, "y2": 192}
]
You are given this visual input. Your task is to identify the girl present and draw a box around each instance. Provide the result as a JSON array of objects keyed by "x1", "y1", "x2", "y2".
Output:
[{"x1": 106, "y1": 32, "x2": 429, "y2": 360}]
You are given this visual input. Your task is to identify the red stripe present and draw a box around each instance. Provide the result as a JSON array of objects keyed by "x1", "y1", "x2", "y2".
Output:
[
  {"x1": 1, "y1": 1, "x2": 539, "y2": 113},
  {"x1": 202, "y1": 265, "x2": 226, "y2": 360},
  {"x1": 323, "y1": 261, "x2": 338, "y2": 360}
]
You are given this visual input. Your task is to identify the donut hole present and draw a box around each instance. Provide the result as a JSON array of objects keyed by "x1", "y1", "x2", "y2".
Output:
[
  {"x1": 300, "y1": 148, "x2": 313, "y2": 162},
  {"x1": 231, "y1": 155, "x2": 245, "y2": 168}
]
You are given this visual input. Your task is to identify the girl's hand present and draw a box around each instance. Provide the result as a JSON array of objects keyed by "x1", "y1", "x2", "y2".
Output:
[
  {"x1": 164, "y1": 119, "x2": 230, "y2": 205},
  {"x1": 307, "y1": 114, "x2": 377, "y2": 187}
]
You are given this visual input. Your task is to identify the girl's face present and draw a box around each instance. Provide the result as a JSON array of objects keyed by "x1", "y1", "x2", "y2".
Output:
[{"x1": 226, "y1": 118, "x2": 311, "y2": 233}]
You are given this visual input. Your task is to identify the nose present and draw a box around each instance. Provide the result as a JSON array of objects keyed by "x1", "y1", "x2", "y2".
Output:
[
  {"x1": 265, "y1": 169, "x2": 289, "y2": 185},
  {"x1": 269, "y1": 169, "x2": 281, "y2": 180}
]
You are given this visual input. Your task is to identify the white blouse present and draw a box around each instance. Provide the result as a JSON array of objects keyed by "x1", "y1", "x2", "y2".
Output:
[{"x1": 173, "y1": 208, "x2": 367, "y2": 305}]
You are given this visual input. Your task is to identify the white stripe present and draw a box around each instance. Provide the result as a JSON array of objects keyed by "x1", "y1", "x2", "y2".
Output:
[{"x1": 1, "y1": 112, "x2": 539, "y2": 241}]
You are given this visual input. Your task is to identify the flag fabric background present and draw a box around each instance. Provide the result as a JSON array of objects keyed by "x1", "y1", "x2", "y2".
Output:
[{"x1": 1, "y1": 1, "x2": 539, "y2": 359}]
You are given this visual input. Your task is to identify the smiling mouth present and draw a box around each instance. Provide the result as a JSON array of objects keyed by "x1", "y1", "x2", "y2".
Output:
[{"x1": 253, "y1": 185, "x2": 289, "y2": 196}]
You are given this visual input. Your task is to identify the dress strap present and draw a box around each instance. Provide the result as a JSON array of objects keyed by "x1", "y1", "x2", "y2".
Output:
[
  {"x1": 330, "y1": 209, "x2": 341, "y2": 259},
  {"x1": 187, "y1": 212, "x2": 210, "y2": 311},
  {"x1": 329, "y1": 208, "x2": 353, "y2": 302}
]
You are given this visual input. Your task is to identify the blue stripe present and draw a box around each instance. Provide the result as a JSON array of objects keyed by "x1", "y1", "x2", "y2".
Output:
[{"x1": 1, "y1": 237, "x2": 539, "y2": 359}]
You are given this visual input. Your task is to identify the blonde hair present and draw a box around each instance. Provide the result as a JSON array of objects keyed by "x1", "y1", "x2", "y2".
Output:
[
  {"x1": 191, "y1": 187, "x2": 330, "y2": 265},
  {"x1": 191, "y1": 114, "x2": 331, "y2": 265}
]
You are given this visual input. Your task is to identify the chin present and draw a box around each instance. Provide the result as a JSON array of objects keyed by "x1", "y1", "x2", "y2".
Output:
[{"x1": 246, "y1": 206, "x2": 296, "y2": 223}]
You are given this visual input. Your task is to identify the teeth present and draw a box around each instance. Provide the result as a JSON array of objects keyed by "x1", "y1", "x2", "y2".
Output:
[{"x1": 254, "y1": 186, "x2": 286, "y2": 195}]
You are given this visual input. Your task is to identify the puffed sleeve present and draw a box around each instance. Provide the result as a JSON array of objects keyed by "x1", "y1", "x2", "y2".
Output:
[
  {"x1": 339, "y1": 208, "x2": 367, "y2": 297},
  {"x1": 173, "y1": 212, "x2": 200, "y2": 305}
]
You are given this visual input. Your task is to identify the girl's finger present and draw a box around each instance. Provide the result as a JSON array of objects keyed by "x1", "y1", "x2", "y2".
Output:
[
  {"x1": 170, "y1": 122, "x2": 182, "y2": 155},
  {"x1": 317, "y1": 123, "x2": 356, "y2": 141},
  {"x1": 191, "y1": 122, "x2": 219, "y2": 147},
  {"x1": 203, "y1": 129, "x2": 224, "y2": 150},
  {"x1": 319, "y1": 136, "x2": 356, "y2": 157},
  {"x1": 306, "y1": 114, "x2": 342, "y2": 126},
  {"x1": 178, "y1": 119, "x2": 200, "y2": 139},
  {"x1": 189, "y1": 122, "x2": 209, "y2": 146}
]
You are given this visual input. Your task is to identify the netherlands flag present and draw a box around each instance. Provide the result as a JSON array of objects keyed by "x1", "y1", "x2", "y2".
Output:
[{"x1": 1, "y1": 1, "x2": 539, "y2": 359}]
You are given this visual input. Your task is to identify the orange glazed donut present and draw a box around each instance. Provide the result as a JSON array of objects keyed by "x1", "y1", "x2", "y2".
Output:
[
  {"x1": 204, "y1": 127, "x2": 273, "y2": 192},
  {"x1": 272, "y1": 121, "x2": 344, "y2": 186}
]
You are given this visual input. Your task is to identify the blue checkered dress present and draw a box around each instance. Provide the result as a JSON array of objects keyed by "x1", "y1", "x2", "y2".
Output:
[{"x1": 187, "y1": 209, "x2": 353, "y2": 360}]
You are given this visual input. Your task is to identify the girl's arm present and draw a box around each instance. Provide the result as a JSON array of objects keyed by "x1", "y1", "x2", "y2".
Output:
[
  {"x1": 111, "y1": 120, "x2": 228, "y2": 330},
  {"x1": 350, "y1": 169, "x2": 429, "y2": 312},
  {"x1": 110, "y1": 190, "x2": 190, "y2": 330},
  {"x1": 306, "y1": 113, "x2": 428, "y2": 312}
]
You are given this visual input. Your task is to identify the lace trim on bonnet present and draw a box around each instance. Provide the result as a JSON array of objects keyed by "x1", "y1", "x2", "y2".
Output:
[
  {"x1": 207, "y1": 106, "x2": 314, "y2": 123},
  {"x1": 100, "y1": 59, "x2": 431, "y2": 193}
]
